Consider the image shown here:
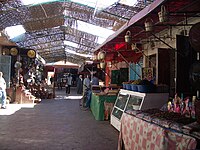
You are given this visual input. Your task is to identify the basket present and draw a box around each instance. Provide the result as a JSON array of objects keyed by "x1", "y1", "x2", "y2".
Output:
[{"x1": 195, "y1": 100, "x2": 200, "y2": 124}]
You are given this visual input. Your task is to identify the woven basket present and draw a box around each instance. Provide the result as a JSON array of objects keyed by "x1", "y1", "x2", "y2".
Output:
[{"x1": 195, "y1": 100, "x2": 200, "y2": 123}]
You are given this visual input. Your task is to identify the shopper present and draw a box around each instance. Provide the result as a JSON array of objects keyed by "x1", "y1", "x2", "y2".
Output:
[
  {"x1": 81, "y1": 75, "x2": 91, "y2": 108},
  {"x1": 91, "y1": 73, "x2": 99, "y2": 86},
  {"x1": 66, "y1": 74, "x2": 72, "y2": 94},
  {"x1": 0, "y1": 72, "x2": 7, "y2": 109},
  {"x1": 77, "y1": 74, "x2": 83, "y2": 94},
  {"x1": 57, "y1": 78, "x2": 62, "y2": 90},
  {"x1": 83, "y1": 75, "x2": 90, "y2": 93}
]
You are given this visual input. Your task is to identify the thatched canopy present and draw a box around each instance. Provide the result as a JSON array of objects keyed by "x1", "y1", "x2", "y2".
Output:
[{"x1": 0, "y1": 0, "x2": 154, "y2": 64}]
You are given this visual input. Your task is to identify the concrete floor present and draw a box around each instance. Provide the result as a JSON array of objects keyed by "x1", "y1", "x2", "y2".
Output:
[{"x1": 0, "y1": 87, "x2": 119, "y2": 150}]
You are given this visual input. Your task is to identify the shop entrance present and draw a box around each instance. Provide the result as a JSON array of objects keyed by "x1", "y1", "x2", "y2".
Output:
[{"x1": 111, "y1": 68, "x2": 128, "y2": 86}]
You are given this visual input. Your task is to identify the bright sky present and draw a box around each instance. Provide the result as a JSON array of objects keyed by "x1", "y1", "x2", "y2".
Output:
[
  {"x1": 21, "y1": 0, "x2": 138, "y2": 9},
  {"x1": 5, "y1": 25, "x2": 26, "y2": 39},
  {"x1": 72, "y1": 20, "x2": 114, "y2": 43}
]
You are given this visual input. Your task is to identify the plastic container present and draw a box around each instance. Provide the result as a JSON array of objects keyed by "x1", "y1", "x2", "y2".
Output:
[
  {"x1": 125, "y1": 84, "x2": 131, "y2": 90},
  {"x1": 130, "y1": 84, "x2": 138, "y2": 92},
  {"x1": 137, "y1": 85, "x2": 153, "y2": 93}
]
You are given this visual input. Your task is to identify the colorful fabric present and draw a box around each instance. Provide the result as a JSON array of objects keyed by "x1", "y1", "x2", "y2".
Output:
[{"x1": 118, "y1": 113, "x2": 197, "y2": 150}]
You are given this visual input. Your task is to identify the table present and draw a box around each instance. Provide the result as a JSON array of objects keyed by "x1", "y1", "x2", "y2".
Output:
[
  {"x1": 90, "y1": 93, "x2": 117, "y2": 121},
  {"x1": 118, "y1": 111, "x2": 197, "y2": 150}
]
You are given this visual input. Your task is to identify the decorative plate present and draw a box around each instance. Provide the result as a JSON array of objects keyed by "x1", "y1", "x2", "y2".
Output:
[
  {"x1": 10, "y1": 47, "x2": 18, "y2": 56},
  {"x1": 27, "y1": 50, "x2": 36, "y2": 58}
]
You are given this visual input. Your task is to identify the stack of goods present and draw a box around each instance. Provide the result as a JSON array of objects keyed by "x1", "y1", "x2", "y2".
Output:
[
  {"x1": 167, "y1": 94, "x2": 196, "y2": 119},
  {"x1": 126, "y1": 108, "x2": 196, "y2": 133}
]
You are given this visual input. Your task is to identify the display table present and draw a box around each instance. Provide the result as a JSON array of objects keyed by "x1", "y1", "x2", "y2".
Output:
[
  {"x1": 118, "y1": 110, "x2": 198, "y2": 150},
  {"x1": 90, "y1": 92, "x2": 117, "y2": 121}
]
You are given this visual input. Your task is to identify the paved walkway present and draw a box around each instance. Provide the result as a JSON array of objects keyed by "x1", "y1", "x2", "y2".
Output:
[{"x1": 0, "y1": 87, "x2": 119, "y2": 150}]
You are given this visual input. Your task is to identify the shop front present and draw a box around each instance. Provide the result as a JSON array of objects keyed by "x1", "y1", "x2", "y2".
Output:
[{"x1": 92, "y1": 0, "x2": 200, "y2": 149}]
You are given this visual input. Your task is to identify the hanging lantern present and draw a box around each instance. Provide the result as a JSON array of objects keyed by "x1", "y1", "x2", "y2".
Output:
[
  {"x1": 145, "y1": 18, "x2": 153, "y2": 32},
  {"x1": 97, "y1": 51, "x2": 106, "y2": 60},
  {"x1": 124, "y1": 30, "x2": 131, "y2": 43},
  {"x1": 92, "y1": 54, "x2": 97, "y2": 61},
  {"x1": 97, "y1": 64, "x2": 100, "y2": 68},
  {"x1": 158, "y1": 5, "x2": 168, "y2": 23},
  {"x1": 100, "y1": 62, "x2": 106, "y2": 69}
]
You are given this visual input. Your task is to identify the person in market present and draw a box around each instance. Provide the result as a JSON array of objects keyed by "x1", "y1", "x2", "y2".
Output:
[
  {"x1": 76, "y1": 74, "x2": 83, "y2": 94},
  {"x1": 66, "y1": 73, "x2": 72, "y2": 95},
  {"x1": 57, "y1": 77, "x2": 62, "y2": 90},
  {"x1": 83, "y1": 75, "x2": 91, "y2": 95},
  {"x1": 91, "y1": 73, "x2": 99, "y2": 86},
  {"x1": 81, "y1": 75, "x2": 91, "y2": 108},
  {"x1": 0, "y1": 72, "x2": 7, "y2": 109}
]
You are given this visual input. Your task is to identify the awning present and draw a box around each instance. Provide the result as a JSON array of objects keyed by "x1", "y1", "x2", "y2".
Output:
[
  {"x1": 94, "y1": 0, "x2": 166, "y2": 52},
  {"x1": 94, "y1": 0, "x2": 200, "y2": 52},
  {"x1": 45, "y1": 61, "x2": 80, "y2": 69}
]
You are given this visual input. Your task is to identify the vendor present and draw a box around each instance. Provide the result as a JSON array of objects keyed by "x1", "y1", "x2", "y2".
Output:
[{"x1": 91, "y1": 73, "x2": 99, "y2": 86}]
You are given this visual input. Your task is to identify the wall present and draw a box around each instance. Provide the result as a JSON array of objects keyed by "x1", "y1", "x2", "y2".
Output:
[{"x1": 142, "y1": 17, "x2": 200, "y2": 95}]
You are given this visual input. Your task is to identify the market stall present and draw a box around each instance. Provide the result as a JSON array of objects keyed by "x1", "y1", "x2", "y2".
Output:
[
  {"x1": 118, "y1": 109, "x2": 198, "y2": 150},
  {"x1": 90, "y1": 85, "x2": 120, "y2": 121},
  {"x1": 91, "y1": 93, "x2": 117, "y2": 121}
]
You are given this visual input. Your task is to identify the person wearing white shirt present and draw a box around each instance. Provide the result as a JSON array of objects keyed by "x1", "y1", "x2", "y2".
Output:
[{"x1": 0, "y1": 72, "x2": 7, "y2": 109}]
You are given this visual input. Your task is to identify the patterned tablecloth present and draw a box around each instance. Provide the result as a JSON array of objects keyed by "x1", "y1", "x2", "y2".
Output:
[{"x1": 118, "y1": 112, "x2": 197, "y2": 150}]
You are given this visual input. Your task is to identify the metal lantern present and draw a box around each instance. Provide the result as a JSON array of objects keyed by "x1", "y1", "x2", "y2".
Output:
[
  {"x1": 125, "y1": 31, "x2": 131, "y2": 43},
  {"x1": 145, "y1": 18, "x2": 153, "y2": 32},
  {"x1": 92, "y1": 54, "x2": 97, "y2": 61},
  {"x1": 100, "y1": 62, "x2": 106, "y2": 69},
  {"x1": 97, "y1": 51, "x2": 106, "y2": 60},
  {"x1": 158, "y1": 5, "x2": 168, "y2": 23}
]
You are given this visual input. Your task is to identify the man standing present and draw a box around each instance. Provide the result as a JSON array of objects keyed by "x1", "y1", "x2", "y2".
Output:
[
  {"x1": 83, "y1": 75, "x2": 90, "y2": 93},
  {"x1": 77, "y1": 74, "x2": 83, "y2": 94},
  {"x1": 0, "y1": 72, "x2": 7, "y2": 109},
  {"x1": 66, "y1": 74, "x2": 72, "y2": 94}
]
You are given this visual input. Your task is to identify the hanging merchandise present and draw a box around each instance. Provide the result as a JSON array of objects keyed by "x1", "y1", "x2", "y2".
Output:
[
  {"x1": 27, "y1": 50, "x2": 36, "y2": 58},
  {"x1": 14, "y1": 61, "x2": 22, "y2": 69},
  {"x1": 10, "y1": 48, "x2": 18, "y2": 56},
  {"x1": 158, "y1": 5, "x2": 168, "y2": 23},
  {"x1": 189, "y1": 61, "x2": 200, "y2": 90},
  {"x1": 145, "y1": 18, "x2": 153, "y2": 32},
  {"x1": 124, "y1": 31, "x2": 131, "y2": 43},
  {"x1": 100, "y1": 62, "x2": 106, "y2": 69},
  {"x1": 97, "y1": 51, "x2": 106, "y2": 60}
]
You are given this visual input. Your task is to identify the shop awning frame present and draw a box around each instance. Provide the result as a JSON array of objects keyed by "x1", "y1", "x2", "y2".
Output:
[{"x1": 94, "y1": 0, "x2": 200, "y2": 53}]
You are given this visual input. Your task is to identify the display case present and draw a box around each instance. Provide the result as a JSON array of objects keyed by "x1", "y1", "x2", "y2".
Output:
[{"x1": 111, "y1": 89, "x2": 169, "y2": 131}]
